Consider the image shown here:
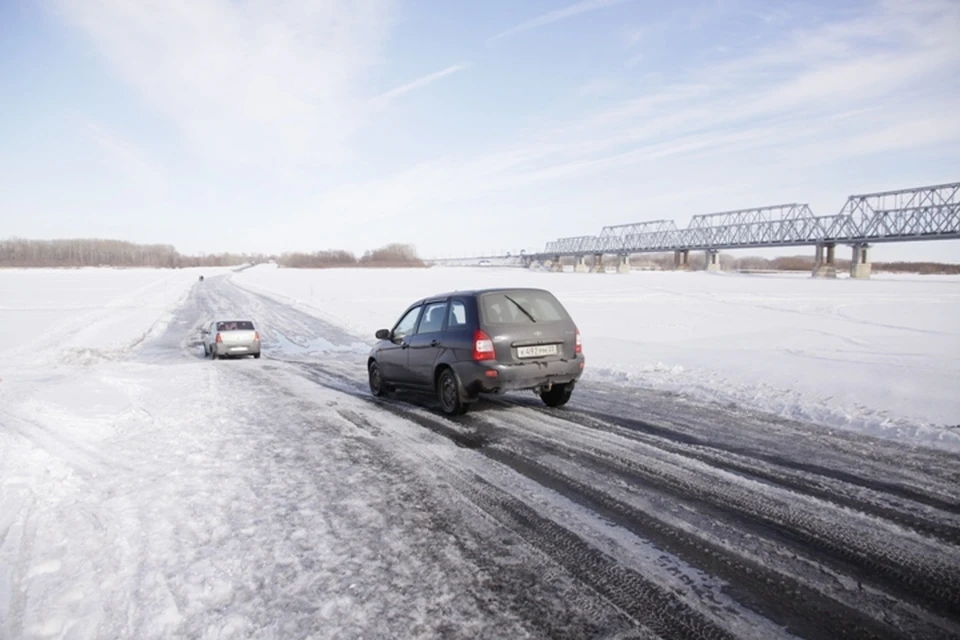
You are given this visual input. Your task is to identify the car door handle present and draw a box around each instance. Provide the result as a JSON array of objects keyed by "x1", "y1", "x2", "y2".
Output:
[
  {"x1": 430, "y1": 340, "x2": 439, "y2": 347},
  {"x1": 401, "y1": 342, "x2": 409, "y2": 349}
]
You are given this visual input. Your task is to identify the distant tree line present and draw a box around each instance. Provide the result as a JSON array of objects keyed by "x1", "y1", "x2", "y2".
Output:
[
  {"x1": 0, "y1": 237, "x2": 426, "y2": 269},
  {"x1": 0, "y1": 237, "x2": 268, "y2": 268},
  {"x1": 276, "y1": 243, "x2": 426, "y2": 269},
  {"x1": 562, "y1": 252, "x2": 959, "y2": 274},
  {"x1": 727, "y1": 255, "x2": 960, "y2": 274}
]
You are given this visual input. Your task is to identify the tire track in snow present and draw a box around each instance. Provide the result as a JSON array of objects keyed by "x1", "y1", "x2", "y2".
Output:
[
  {"x1": 177, "y1": 271, "x2": 960, "y2": 639},
  {"x1": 491, "y1": 400, "x2": 960, "y2": 547},
  {"x1": 479, "y1": 414, "x2": 959, "y2": 639},
  {"x1": 273, "y1": 365, "x2": 748, "y2": 639},
  {"x1": 284, "y1": 356, "x2": 960, "y2": 638}
]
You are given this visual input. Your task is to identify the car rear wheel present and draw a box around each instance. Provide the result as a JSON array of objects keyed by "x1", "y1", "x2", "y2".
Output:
[
  {"x1": 540, "y1": 383, "x2": 573, "y2": 407},
  {"x1": 438, "y1": 368, "x2": 468, "y2": 416},
  {"x1": 368, "y1": 361, "x2": 387, "y2": 397}
]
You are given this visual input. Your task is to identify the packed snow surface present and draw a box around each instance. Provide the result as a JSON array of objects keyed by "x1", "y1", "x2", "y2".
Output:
[
  {"x1": 233, "y1": 265, "x2": 960, "y2": 450},
  {"x1": 1, "y1": 265, "x2": 958, "y2": 639}
]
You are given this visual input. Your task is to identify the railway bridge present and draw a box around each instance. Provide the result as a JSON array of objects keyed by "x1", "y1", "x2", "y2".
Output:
[{"x1": 431, "y1": 181, "x2": 959, "y2": 278}]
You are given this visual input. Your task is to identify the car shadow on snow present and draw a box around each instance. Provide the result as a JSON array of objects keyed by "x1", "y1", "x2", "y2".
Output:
[{"x1": 386, "y1": 387, "x2": 507, "y2": 417}]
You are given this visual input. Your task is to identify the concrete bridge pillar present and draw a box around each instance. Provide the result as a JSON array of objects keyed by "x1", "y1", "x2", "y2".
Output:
[
  {"x1": 617, "y1": 254, "x2": 631, "y2": 274},
  {"x1": 812, "y1": 242, "x2": 837, "y2": 278},
  {"x1": 850, "y1": 244, "x2": 871, "y2": 279},
  {"x1": 574, "y1": 255, "x2": 588, "y2": 273},
  {"x1": 590, "y1": 253, "x2": 605, "y2": 273},
  {"x1": 673, "y1": 249, "x2": 690, "y2": 271},
  {"x1": 705, "y1": 250, "x2": 720, "y2": 272},
  {"x1": 550, "y1": 255, "x2": 563, "y2": 272}
]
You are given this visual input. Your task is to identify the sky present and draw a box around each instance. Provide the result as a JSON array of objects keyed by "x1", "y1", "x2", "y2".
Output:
[{"x1": 1, "y1": 0, "x2": 959, "y2": 262}]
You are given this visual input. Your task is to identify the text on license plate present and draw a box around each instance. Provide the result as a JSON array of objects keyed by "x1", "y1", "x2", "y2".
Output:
[{"x1": 516, "y1": 344, "x2": 558, "y2": 358}]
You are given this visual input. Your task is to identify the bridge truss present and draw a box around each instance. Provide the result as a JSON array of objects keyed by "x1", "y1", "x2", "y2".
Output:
[
  {"x1": 532, "y1": 181, "x2": 960, "y2": 257},
  {"x1": 840, "y1": 182, "x2": 960, "y2": 243}
]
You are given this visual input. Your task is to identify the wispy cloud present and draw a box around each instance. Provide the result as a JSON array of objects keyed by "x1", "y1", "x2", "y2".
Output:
[
  {"x1": 54, "y1": 0, "x2": 395, "y2": 171},
  {"x1": 78, "y1": 117, "x2": 167, "y2": 193},
  {"x1": 291, "y1": 0, "x2": 960, "y2": 251},
  {"x1": 488, "y1": 0, "x2": 634, "y2": 43},
  {"x1": 373, "y1": 64, "x2": 468, "y2": 107}
]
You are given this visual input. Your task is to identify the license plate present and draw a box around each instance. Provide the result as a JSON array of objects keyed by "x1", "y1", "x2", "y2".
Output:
[{"x1": 516, "y1": 344, "x2": 558, "y2": 358}]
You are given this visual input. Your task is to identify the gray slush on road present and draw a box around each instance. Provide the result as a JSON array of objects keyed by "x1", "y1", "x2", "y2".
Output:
[{"x1": 367, "y1": 287, "x2": 585, "y2": 415}]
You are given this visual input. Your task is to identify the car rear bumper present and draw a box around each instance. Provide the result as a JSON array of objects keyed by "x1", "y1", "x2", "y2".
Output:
[
  {"x1": 214, "y1": 343, "x2": 261, "y2": 356},
  {"x1": 454, "y1": 356, "x2": 584, "y2": 396}
]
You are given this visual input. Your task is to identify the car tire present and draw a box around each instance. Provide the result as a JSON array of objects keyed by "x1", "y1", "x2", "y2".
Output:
[
  {"x1": 540, "y1": 383, "x2": 573, "y2": 407},
  {"x1": 253, "y1": 353, "x2": 261, "y2": 359},
  {"x1": 368, "y1": 360, "x2": 388, "y2": 397},
  {"x1": 437, "y1": 368, "x2": 468, "y2": 416}
]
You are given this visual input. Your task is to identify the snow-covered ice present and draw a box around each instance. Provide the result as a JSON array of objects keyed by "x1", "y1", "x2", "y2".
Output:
[
  {"x1": 233, "y1": 264, "x2": 960, "y2": 451},
  {"x1": 2, "y1": 265, "x2": 959, "y2": 639}
]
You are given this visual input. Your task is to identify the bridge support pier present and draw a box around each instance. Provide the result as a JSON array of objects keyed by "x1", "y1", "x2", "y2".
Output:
[
  {"x1": 674, "y1": 249, "x2": 690, "y2": 271},
  {"x1": 590, "y1": 254, "x2": 605, "y2": 273},
  {"x1": 850, "y1": 244, "x2": 871, "y2": 279},
  {"x1": 617, "y1": 254, "x2": 631, "y2": 274},
  {"x1": 812, "y1": 243, "x2": 837, "y2": 278},
  {"x1": 550, "y1": 255, "x2": 563, "y2": 272},
  {"x1": 705, "y1": 250, "x2": 720, "y2": 272},
  {"x1": 574, "y1": 255, "x2": 589, "y2": 273}
]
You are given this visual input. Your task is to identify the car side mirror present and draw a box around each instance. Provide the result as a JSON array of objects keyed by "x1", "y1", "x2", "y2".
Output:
[{"x1": 375, "y1": 329, "x2": 390, "y2": 340}]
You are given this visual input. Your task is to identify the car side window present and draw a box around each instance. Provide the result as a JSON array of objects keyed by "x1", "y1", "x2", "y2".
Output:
[
  {"x1": 448, "y1": 300, "x2": 467, "y2": 328},
  {"x1": 417, "y1": 302, "x2": 448, "y2": 334},
  {"x1": 393, "y1": 305, "x2": 422, "y2": 340}
]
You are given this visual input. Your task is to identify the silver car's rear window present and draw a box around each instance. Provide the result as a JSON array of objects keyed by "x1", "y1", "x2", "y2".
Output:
[
  {"x1": 479, "y1": 291, "x2": 568, "y2": 325},
  {"x1": 217, "y1": 320, "x2": 256, "y2": 331}
]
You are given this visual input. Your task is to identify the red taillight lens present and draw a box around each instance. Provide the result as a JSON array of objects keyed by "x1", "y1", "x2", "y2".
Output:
[
  {"x1": 575, "y1": 329, "x2": 582, "y2": 354},
  {"x1": 472, "y1": 329, "x2": 496, "y2": 361},
  {"x1": 253, "y1": 331, "x2": 260, "y2": 342},
  {"x1": 215, "y1": 332, "x2": 222, "y2": 343}
]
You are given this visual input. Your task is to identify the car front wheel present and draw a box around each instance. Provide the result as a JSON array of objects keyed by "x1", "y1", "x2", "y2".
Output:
[{"x1": 368, "y1": 361, "x2": 387, "y2": 397}]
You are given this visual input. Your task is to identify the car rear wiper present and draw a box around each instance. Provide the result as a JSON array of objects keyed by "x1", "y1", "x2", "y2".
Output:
[{"x1": 504, "y1": 295, "x2": 537, "y2": 322}]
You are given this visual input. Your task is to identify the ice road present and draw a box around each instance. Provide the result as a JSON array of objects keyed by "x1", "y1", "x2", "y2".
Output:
[{"x1": 1, "y1": 269, "x2": 958, "y2": 639}]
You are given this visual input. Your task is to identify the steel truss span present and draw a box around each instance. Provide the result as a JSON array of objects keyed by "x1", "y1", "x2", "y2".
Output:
[{"x1": 532, "y1": 181, "x2": 960, "y2": 257}]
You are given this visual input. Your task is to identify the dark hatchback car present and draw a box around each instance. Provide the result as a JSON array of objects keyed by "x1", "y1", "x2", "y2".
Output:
[{"x1": 367, "y1": 287, "x2": 584, "y2": 415}]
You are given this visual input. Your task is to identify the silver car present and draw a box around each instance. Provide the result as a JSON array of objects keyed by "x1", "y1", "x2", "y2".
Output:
[{"x1": 201, "y1": 319, "x2": 261, "y2": 359}]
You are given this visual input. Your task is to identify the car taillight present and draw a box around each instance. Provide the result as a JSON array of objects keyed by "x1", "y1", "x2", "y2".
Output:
[
  {"x1": 575, "y1": 329, "x2": 582, "y2": 354},
  {"x1": 253, "y1": 331, "x2": 260, "y2": 342},
  {"x1": 472, "y1": 329, "x2": 495, "y2": 361},
  {"x1": 215, "y1": 332, "x2": 222, "y2": 343}
]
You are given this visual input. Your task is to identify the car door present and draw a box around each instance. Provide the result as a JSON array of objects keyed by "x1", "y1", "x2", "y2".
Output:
[
  {"x1": 378, "y1": 304, "x2": 422, "y2": 384},
  {"x1": 203, "y1": 321, "x2": 216, "y2": 351},
  {"x1": 405, "y1": 300, "x2": 449, "y2": 388}
]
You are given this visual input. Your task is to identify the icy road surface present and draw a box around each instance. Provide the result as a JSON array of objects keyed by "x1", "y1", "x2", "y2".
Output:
[{"x1": 1, "y1": 272, "x2": 959, "y2": 639}]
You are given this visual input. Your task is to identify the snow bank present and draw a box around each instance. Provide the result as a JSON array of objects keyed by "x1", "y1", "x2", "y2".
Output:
[{"x1": 233, "y1": 265, "x2": 960, "y2": 451}]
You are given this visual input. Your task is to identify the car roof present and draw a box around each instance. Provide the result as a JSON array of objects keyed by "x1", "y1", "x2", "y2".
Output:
[{"x1": 415, "y1": 287, "x2": 553, "y2": 304}]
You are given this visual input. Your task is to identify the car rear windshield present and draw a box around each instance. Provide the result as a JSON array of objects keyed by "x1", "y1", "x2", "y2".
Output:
[
  {"x1": 217, "y1": 320, "x2": 255, "y2": 331},
  {"x1": 479, "y1": 291, "x2": 568, "y2": 325}
]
